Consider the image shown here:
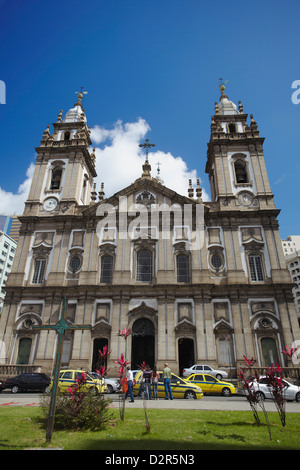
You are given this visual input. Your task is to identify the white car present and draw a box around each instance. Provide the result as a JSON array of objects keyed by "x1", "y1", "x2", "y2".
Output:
[
  {"x1": 89, "y1": 372, "x2": 120, "y2": 393},
  {"x1": 183, "y1": 364, "x2": 228, "y2": 380},
  {"x1": 105, "y1": 377, "x2": 121, "y2": 394},
  {"x1": 245, "y1": 377, "x2": 300, "y2": 402}
]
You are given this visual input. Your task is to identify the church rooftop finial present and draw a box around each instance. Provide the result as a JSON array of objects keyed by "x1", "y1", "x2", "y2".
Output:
[
  {"x1": 139, "y1": 138, "x2": 155, "y2": 178},
  {"x1": 218, "y1": 78, "x2": 228, "y2": 99},
  {"x1": 74, "y1": 87, "x2": 88, "y2": 107}
]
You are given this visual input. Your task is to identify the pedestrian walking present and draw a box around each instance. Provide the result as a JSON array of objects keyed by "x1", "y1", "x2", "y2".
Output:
[
  {"x1": 163, "y1": 362, "x2": 173, "y2": 400},
  {"x1": 143, "y1": 365, "x2": 152, "y2": 399},
  {"x1": 125, "y1": 366, "x2": 134, "y2": 402}
]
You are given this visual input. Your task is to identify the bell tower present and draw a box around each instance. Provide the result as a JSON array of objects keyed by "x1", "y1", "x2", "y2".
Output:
[
  {"x1": 24, "y1": 91, "x2": 97, "y2": 216},
  {"x1": 205, "y1": 82, "x2": 275, "y2": 211}
]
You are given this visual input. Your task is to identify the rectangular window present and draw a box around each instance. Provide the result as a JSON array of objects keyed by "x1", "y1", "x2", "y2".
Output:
[
  {"x1": 177, "y1": 255, "x2": 190, "y2": 282},
  {"x1": 100, "y1": 256, "x2": 113, "y2": 283},
  {"x1": 32, "y1": 258, "x2": 46, "y2": 284},
  {"x1": 248, "y1": 254, "x2": 264, "y2": 281}
]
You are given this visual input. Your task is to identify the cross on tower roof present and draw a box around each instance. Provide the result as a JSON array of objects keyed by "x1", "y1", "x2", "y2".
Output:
[{"x1": 139, "y1": 138, "x2": 155, "y2": 162}]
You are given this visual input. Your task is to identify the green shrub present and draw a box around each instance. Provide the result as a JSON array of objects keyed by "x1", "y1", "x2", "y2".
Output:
[{"x1": 40, "y1": 375, "x2": 113, "y2": 431}]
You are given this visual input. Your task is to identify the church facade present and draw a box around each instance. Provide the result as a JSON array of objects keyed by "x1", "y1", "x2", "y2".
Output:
[{"x1": 0, "y1": 87, "x2": 299, "y2": 377}]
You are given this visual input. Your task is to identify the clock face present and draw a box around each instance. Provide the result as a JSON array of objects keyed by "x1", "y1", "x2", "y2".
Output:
[
  {"x1": 43, "y1": 198, "x2": 58, "y2": 212},
  {"x1": 237, "y1": 191, "x2": 253, "y2": 206}
]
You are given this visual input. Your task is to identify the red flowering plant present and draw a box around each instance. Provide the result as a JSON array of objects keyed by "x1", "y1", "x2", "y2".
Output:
[
  {"x1": 95, "y1": 345, "x2": 111, "y2": 380},
  {"x1": 281, "y1": 343, "x2": 298, "y2": 362},
  {"x1": 114, "y1": 353, "x2": 131, "y2": 421},
  {"x1": 265, "y1": 363, "x2": 286, "y2": 427},
  {"x1": 67, "y1": 371, "x2": 87, "y2": 401},
  {"x1": 117, "y1": 327, "x2": 132, "y2": 340}
]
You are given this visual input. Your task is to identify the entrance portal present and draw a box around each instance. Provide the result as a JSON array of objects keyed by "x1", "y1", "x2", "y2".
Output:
[
  {"x1": 131, "y1": 318, "x2": 155, "y2": 369},
  {"x1": 178, "y1": 338, "x2": 195, "y2": 376},
  {"x1": 92, "y1": 338, "x2": 108, "y2": 371}
]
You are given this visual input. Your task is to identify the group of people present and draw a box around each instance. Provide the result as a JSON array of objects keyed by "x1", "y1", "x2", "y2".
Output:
[{"x1": 125, "y1": 363, "x2": 173, "y2": 402}]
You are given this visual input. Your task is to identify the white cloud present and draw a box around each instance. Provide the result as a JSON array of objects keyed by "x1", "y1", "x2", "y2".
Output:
[
  {"x1": 0, "y1": 118, "x2": 209, "y2": 216},
  {"x1": 0, "y1": 163, "x2": 35, "y2": 215},
  {"x1": 91, "y1": 118, "x2": 209, "y2": 201}
]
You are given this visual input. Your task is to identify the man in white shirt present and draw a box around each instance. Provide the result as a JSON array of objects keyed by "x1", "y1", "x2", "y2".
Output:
[{"x1": 125, "y1": 366, "x2": 135, "y2": 402}]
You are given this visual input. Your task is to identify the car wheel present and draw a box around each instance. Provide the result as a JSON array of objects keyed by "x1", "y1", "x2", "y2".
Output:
[
  {"x1": 91, "y1": 387, "x2": 99, "y2": 396},
  {"x1": 106, "y1": 384, "x2": 114, "y2": 394},
  {"x1": 216, "y1": 374, "x2": 222, "y2": 380},
  {"x1": 222, "y1": 387, "x2": 231, "y2": 397},
  {"x1": 185, "y1": 390, "x2": 196, "y2": 399},
  {"x1": 11, "y1": 385, "x2": 20, "y2": 394},
  {"x1": 44, "y1": 386, "x2": 50, "y2": 393},
  {"x1": 255, "y1": 391, "x2": 265, "y2": 402},
  {"x1": 295, "y1": 392, "x2": 300, "y2": 403}
]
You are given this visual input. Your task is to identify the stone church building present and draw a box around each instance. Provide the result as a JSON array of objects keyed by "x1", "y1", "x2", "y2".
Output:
[{"x1": 0, "y1": 86, "x2": 299, "y2": 377}]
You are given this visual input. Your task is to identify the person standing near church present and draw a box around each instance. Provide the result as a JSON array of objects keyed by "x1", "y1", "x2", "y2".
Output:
[
  {"x1": 125, "y1": 366, "x2": 134, "y2": 402},
  {"x1": 163, "y1": 363, "x2": 173, "y2": 400},
  {"x1": 151, "y1": 365, "x2": 159, "y2": 400}
]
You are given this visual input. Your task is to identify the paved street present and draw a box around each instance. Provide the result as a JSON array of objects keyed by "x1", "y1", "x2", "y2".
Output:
[{"x1": 0, "y1": 391, "x2": 299, "y2": 413}]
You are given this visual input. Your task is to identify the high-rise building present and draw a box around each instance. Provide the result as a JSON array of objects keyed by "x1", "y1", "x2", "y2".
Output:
[
  {"x1": 0, "y1": 87, "x2": 299, "y2": 375},
  {"x1": 0, "y1": 231, "x2": 17, "y2": 313},
  {"x1": 281, "y1": 236, "x2": 300, "y2": 320},
  {"x1": 8, "y1": 216, "x2": 22, "y2": 243}
]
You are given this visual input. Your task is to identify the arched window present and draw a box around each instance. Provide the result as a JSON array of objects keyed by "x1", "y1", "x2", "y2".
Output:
[
  {"x1": 100, "y1": 255, "x2": 113, "y2": 283},
  {"x1": 177, "y1": 254, "x2": 190, "y2": 282},
  {"x1": 248, "y1": 254, "x2": 264, "y2": 281},
  {"x1": 32, "y1": 258, "x2": 46, "y2": 284},
  {"x1": 50, "y1": 166, "x2": 62, "y2": 190},
  {"x1": 234, "y1": 160, "x2": 248, "y2": 184},
  {"x1": 228, "y1": 123, "x2": 236, "y2": 133},
  {"x1": 136, "y1": 249, "x2": 152, "y2": 282},
  {"x1": 16, "y1": 338, "x2": 32, "y2": 364}
]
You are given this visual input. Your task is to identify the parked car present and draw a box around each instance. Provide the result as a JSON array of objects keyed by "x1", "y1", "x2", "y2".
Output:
[
  {"x1": 133, "y1": 370, "x2": 204, "y2": 399},
  {"x1": 89, "y1": 372, "x2": 121, "y2": 394},
  {"x1": 0, "y1": 373, "x2": 51, "y2": 393},
  {"x1": 183, "y1": 364, "x2": 228, "y2": 380},
  {"x1": 186, "y1": 373, "x2": 236, "y2": 397},
  {"x1": 50, "y1": 370, "x2": 106, "y2": 395},
  {"x1": 239, "y1": 376, "x2": 300, "y2": 402}
]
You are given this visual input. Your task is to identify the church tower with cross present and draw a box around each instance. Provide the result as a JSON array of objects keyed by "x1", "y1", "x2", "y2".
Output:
[
  {"x1": 25, "y1": 90, "x2": 97, "y2": 217},
  {"x1": 0, "y1": 88, "x2": 298, "y2": 380}
]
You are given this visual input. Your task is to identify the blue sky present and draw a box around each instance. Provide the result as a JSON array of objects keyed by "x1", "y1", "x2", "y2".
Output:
[{"x1": 0, "y1": 0, "x2": 299, "y2": 238}]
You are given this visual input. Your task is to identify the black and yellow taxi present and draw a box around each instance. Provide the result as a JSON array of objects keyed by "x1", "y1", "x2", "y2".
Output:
[
  {"x1": 50, "y1": 369, "x2": 107, "y2": 395},
  {"x1": 133, "y1": 370, "x2": 203, "y2": 399},
  {"x1": 186, "y1": 373, "x2": 236, "y2": 396}
]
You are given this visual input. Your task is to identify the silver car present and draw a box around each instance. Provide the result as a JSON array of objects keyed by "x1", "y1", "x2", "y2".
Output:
[
  {"x1": 250, "y1": 377, "x2": 300, "y2": 402},
  {"x1": 182, "y1": 364, "x2": 228, "y2": 380}
]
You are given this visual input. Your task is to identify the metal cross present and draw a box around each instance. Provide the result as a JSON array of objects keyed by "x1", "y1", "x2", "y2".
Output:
[
  {"x1": 32, "y1": 297, "x2": 92, "y2": 442},
  {"x1": 139, "y1": 139, "x2": 155, "y2": 161}
]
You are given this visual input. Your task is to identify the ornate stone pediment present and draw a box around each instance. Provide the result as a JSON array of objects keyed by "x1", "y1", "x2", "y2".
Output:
[
  {"x1": 174, "y1": 319, "x2": 196, "y2": 335},
  {"x1": 127, "y1": 302, "x2": 157, "y2": 322}
]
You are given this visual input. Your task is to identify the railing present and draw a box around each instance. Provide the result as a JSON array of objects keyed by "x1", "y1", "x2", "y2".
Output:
[{"x1": 0, "y1": 364, "x2": 42, "y2": 379}]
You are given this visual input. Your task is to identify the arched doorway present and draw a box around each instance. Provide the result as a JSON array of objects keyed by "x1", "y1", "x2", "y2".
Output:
[
  {"x1": 178, "y1": 338, "x2": 195, "y2": 376},
  {"x1": 92, "y1": 338, "x2": 108, "y2": 371},
  {"x1": 131, "y1": 318, "x2": 155, "y2": 369}
]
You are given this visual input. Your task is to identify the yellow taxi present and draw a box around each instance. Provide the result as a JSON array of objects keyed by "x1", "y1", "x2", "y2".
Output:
[
  {"x1": 186, "y1": 373, "x2": 236, "y2": 397},
  {"x1": 50, "y1": 369, "x2": 107, "y2": 395},
  {"x1": 133, "y1": 370, "x2": 203, "y2": 399}
]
